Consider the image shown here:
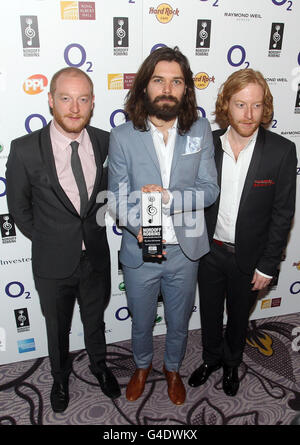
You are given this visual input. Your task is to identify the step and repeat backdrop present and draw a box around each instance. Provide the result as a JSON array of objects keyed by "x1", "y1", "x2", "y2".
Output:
[{"x1": 0, "y1": 0, "x2": 299, "y2": 364}]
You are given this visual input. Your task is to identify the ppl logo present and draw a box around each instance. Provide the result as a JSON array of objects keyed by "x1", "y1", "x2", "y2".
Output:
[{"x1": 23, "y1": 74, "x2": 48, "y2": 95}]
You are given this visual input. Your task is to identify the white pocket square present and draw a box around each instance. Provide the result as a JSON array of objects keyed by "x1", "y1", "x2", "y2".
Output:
[
  {"x1": 103, "y1": 156, "x2": 108, "y2": 168},
  {"x1": 183, "y1": 136, "x2": 202, "y2": 155}
]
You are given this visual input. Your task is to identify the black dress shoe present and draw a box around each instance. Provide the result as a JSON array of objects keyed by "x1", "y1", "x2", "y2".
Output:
[
  {"x1": 93, "y1": 366, "x2": 121, "y2": 399},
  {"x1": 50, "y1": 381, "x2": 69, "y2": 413},
  {"x1": 223, "y1": 365, "x2": 239, "y2": 396},
  {"x1": 188, "y1": 363, "x2": 221, "y2": 387}
]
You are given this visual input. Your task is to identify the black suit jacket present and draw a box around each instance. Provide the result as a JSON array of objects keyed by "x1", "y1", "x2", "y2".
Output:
[
  {"x1": 6, "y1": 122, "x2": 110, "y2": 279},
  {"x1": 205, "y1": 126, "x2": 297, "y2": 276}
]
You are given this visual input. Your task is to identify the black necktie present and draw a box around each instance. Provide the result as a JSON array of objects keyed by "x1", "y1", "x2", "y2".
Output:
[{"x1": 70, "y1": 141, "x2": 88, "y2": 216}]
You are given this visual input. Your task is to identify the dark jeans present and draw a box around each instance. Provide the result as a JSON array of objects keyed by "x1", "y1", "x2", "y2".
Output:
[{"x1": 34, "y1": 251, "x2": 111, "y2": 382}]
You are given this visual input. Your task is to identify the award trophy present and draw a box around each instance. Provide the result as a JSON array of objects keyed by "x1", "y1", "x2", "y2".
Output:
[{"x1": 141, "y1": 191, "x2": 162, "y2": 257}]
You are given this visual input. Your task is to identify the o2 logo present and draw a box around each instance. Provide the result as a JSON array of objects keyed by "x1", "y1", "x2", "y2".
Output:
[
  {"x1": 272, "y1": 0, "x2": 293, "y2": 11},
  {"x1": 110, "y1": 109, "x2": 129, "y2": 128},
  {"x1": 199, "y1": 0, "x2": 219, "y2": 5},
  {"x1": 115, "y1": 306, "x2": 131, "y2": 321},
  {"x1": 272, "y1": 118, "x2": 278, "y2": 129},
  {"x1": 151, "y1": 43, "x2": 167, "y2": 53},
  {"x1": 25, "y1": 114, "x2": 47, "y2": 134},
  {"x1": 64, "y1": 43, "x2": 93, "y2": 72},
  {"x1": 112, "y1": 223, "x2": 122, "y2": 236},
  {"x1": 197, "y1": 106, "x2": 206, "y2": 118},
  {"x1": 227, "y1": 45, "x2": 250, "y2": 68},
  {"x1": 290, "y1": 281, "x2": 300, "y2": 294},
  {"x1": 0, "y1": 177, "x2": 6, "y2": 197},
  {"x1": 5, "y1": 281, "x2": 31, "y2": 299}
]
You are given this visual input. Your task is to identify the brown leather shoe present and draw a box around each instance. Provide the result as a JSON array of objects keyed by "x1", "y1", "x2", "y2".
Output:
[
  {"x1": 126, "y1": 364, "x2": 152, "y2": 401},
  {"x1": 163, "y1": 365, "x2": 186, "y2": 405}
]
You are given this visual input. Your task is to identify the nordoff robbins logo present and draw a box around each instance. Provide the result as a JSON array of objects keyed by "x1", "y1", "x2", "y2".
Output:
[{"x1": 149, "y1": 3, "x2": 179, "y2": 23}]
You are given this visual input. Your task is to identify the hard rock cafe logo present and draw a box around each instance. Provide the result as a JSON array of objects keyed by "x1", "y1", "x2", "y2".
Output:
[
  {"x1": 194, "y1": 72, "x2": 215, "y2": 90},
  {"x1": 293, "y1": 261, "x2": 300, "y2": 271},
  {"x1": 149, "y1": 3, "x2": 179, "y2": 24}
]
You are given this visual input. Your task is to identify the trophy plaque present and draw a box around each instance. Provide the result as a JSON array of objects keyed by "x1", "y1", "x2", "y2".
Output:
[{"x1": 141, "y1": 191, "x2": 162, "y2": 257}]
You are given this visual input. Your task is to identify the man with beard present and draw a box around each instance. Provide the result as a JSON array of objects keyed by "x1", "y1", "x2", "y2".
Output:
[
  {"x1": 108, "y1": 46, "x2": 219, "y2": 405},
  {"x1": 6, "y1": 67, "x2": 120, "y2": 413},
  {"x1": 189, "y1": 69, "x2": 297, "y2": 396}
]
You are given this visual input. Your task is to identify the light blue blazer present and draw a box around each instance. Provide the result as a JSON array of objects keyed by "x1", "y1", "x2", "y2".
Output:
[{"x1": 108, "y1": 118, "x2": 219, "y2": 268}]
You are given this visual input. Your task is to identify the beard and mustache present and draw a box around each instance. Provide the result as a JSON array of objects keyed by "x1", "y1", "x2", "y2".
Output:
[{"x1": 144, "y1": 93, "x2": 184, "y2": 121}]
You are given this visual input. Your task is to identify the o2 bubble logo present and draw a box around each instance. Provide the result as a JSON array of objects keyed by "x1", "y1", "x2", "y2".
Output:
[
  {"x1": 112, "y1": 224, "x2": 122, "y2": 236},
  {"x1": 115, "y1": 306, "x2": 131, "y2": 321},
  {"x1": 64, "y1": 43, "x2": 93, "y2": 72},
  {"x1": 110, "y1": 109, "x2": 129, "y2": 128},
  {"x1": 151, "y1": 43, "x2": 167, "y2": 53},
  {"x1": 0, "y1": 177, "x2": 6, "y2": 197},
  {"x1": 5, "y1": 281, "x2": 31, "y2": 299},
  {"x1": 197, "y1": 106, "x2": 206, "y2": 118},
  {"x1": 290, "y1": 281, "x2": 300, "y2": 295},
  {"x1": 227, "y1": 45, "x2": 250, "y2": 68},
  {"x1": 25, "y1": 114, "x2": 47, "y2": 133},
  {"x1": 272, "y1": 0, "x2": 293, "y2": 11}
]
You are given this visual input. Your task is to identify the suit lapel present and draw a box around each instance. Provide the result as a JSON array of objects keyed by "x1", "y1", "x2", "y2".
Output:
[
  {"x1": 169, "y1": 132, "x2": 186, "y2": 186},
  {"x1": 86, "y1": 125, "x2": 103, "y2": 214},
  {"x1": 137, "y1": 130, "x2": 161, "y2": 177},
  {"x1": 39, "y1": 124, "x2": 78, "y2": 216}
]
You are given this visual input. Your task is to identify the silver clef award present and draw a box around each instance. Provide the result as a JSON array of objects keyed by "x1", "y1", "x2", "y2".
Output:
[{"x1": 141, "y1": 191, "x2": 162, "y2": 257}]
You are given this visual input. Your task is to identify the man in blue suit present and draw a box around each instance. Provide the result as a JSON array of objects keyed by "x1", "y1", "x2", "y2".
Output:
[{"x1": 108, "y1": 47, "x2": 219, "y2": 405}]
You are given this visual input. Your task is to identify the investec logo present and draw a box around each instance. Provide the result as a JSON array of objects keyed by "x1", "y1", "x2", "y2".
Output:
[
  {"x1": 149, "y1": 3, "x2": 179, "y2": 23},
  {"x1": 23, "y1": 74, "x2": 48, "y2": 95}
]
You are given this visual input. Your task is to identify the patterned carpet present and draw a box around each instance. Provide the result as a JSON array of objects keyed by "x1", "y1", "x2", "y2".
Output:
[{"x1": 1, "y1": 313, "x2": 300, "y2": 426}]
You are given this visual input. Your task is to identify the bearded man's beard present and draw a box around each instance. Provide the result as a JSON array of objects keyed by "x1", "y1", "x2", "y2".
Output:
[{"x1": 144, "y1": 93, "x2": 184, "y2": 121}]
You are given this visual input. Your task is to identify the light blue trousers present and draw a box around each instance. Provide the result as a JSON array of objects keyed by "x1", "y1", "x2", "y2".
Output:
[{"x1": 122, "y1": 245, "x2": 199, "y2": 371}]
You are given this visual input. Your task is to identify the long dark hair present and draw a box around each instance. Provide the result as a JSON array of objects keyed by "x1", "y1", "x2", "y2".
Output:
[{"x1": 125, "y1": 46, "x2": 198, "y2": 134}]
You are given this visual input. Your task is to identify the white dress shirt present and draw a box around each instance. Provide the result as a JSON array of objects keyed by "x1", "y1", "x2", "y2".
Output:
[
  {"x1": 214, "y1": 126, "x2": 272, "y2": 278},
  {"x1": 148, "y1": 119, "x2": 178, "y2": 244}
]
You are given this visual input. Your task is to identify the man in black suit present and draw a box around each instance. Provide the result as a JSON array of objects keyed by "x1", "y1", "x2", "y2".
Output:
[
  {"x1": 6, "y1": 67, "x2": 120, "y2": 412},
  {"x1": 189, "y1": 69, "x2": 297, "y2": 396}
]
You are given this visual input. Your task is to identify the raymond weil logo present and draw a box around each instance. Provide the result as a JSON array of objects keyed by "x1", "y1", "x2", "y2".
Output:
[
  {"x1": 149, "y1": 4, "x2": 179, "y2": 23},
  {"x1": 23, "y1": 74, "x2": 48, "y2": 95},
  {"x1": 60, "y1": 1, "x2": 96, "y2": 20}
]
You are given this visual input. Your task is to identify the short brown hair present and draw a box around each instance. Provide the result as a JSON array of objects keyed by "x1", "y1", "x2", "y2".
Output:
[
  {"x1": 214, "y1": 69, "x2": 273, "y2": 128},
  {"x1": 125, "y1": 46, "x2": 198, "y2": 134},
  {"x1": 49, "y1": 67, "x2": 94, "y2": 96}
]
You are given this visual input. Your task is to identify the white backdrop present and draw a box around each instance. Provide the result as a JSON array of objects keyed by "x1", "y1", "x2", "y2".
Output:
[{"x1": 0, "y1": 0, "x2": 299, "y2": 364}]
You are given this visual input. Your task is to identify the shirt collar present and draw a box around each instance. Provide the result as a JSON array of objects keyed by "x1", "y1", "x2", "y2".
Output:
[
  {"x1": 148, "y1": 117, "x2": 178, "y2": 136},
  {"x1": 50, "y1": 120, "x2": 85, "y2": 150},
  {"x1": 221, "y1": 125, "x2": 258, "y2": 156}
]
